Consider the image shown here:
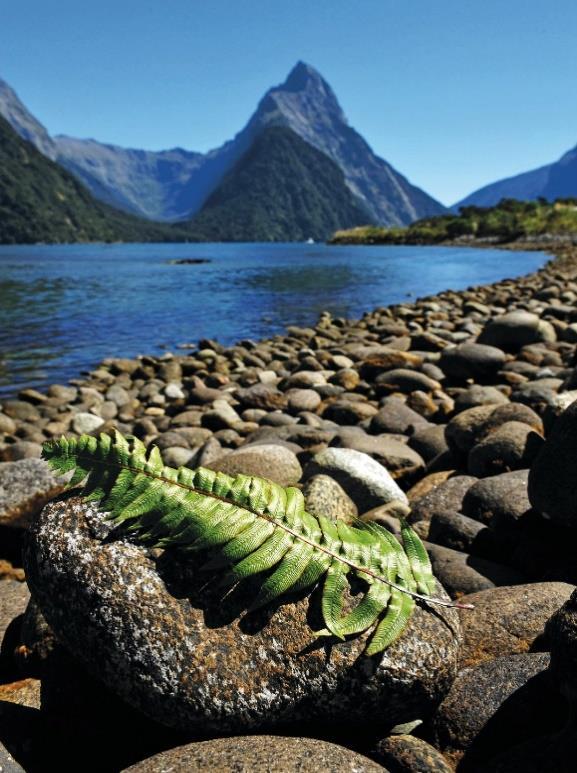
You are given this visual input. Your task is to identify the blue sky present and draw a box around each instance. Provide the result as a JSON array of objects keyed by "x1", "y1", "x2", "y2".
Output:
[{"x1": 2, "y1": 0, "x2": 577, "y2": 205}]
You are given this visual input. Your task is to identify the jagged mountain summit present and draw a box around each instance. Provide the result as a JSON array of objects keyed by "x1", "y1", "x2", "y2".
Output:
[
  {"x1": 455, "y1": 142, "x2": 577, "y2": 210},
  {"x1": 0, "y1": 64, "x2": 445, "y2": 226}
]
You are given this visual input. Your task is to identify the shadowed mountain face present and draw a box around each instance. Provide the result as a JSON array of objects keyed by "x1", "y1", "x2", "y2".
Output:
[
  {"x1": 186, "y1": 125, "x2": 373, "y2": 241},
  {"x1": 0, "y1": 64, "x2": 445, "y2": 226},
  {"x1": 0, "y1": 78, "x2": 56, "y2": 158},
  {"x1": 0, "y1": 114, "x2": 186, "y2": 244},
  {"x1": 455, "y1": 143, "x2": 577, "y2": 210}
]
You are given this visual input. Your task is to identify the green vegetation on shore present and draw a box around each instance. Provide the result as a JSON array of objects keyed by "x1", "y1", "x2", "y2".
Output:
[
  {"x1": 329, "y1": 198, "x2": 577, "y2": 245},
  {"x1": 0, "y1": 115, "x2": 189, "y2": 244}
]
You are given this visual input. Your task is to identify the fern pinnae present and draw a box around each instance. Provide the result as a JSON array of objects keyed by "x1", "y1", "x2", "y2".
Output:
[{"x1": 42, "y1": 431, "x2": 473, "y2": 656}]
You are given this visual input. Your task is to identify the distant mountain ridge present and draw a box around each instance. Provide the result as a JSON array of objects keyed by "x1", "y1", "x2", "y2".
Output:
[
  {"x1": 455, "y1": 143, "x2": 577, "y2": 209},
  {"x1": 0, "y1": 64, "x2": 445, "y2": 226},
  {"x1": 0, "y1": 114, "x2": 185, "y2": 244}
]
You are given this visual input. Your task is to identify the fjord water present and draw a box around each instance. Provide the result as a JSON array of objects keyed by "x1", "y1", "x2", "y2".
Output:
[{"x1": 0, "y1": 242, "x2": 546, "y2": 396}]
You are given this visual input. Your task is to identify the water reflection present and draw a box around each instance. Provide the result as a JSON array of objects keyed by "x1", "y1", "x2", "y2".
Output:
[{"x1": 0, "y1": 243, "x2": 546, "y2": 396}]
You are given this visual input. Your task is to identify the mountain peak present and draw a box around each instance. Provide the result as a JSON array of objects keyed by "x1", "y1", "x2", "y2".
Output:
[{"x1": 282, "y1": 61, "x2": 326, "y2": 92}]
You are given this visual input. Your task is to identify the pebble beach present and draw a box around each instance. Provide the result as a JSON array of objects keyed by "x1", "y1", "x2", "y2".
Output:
[{"x1": 1, "y1": 243, "x2": 577, "y2": 771}]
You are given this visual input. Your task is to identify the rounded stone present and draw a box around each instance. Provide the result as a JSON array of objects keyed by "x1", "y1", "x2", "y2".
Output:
[
  {"x1": 375, "y1": 369, "x2": 441, "y2": 395},
  {"x1": 25, "y1": 498, "x2": 460, "y2": 734},
  {"x1": 303, "y1": 447, "x2": 408, "y2": 511},
  {"x1": 439, "y1": 342, "x2": 507, "y2": 382},
  {"x1": 528, "y1": 398, "x2": 577, "y2": 526},
  {"x1": 286, "y1": 388, "x2": 322, "y2": 414},
  {"x1": 0, "y1": 459, "x2": 70, "y2": 529},
  {"x1": 370, "y1": 398, "x2": 429, "y2": 436},
  {"x1": 478, "y1": 311, "x2": 557, "y2": 352},
  {"x1": 373, "y1": 735, "x2": 452, "y2": 773},
  {"x1": 408, "y1": 476, "x2": 477, "y2": 527},
  {"x1": 72, "y1": 413, "x2": 105, "y2": 435},
  {"x1": 431, "y1": 653, "x2": 562, "y2": 767},
  {"x1": 467, "y1": 421, "x2": 544, "y2": 478},
  {"x1": 457, "y1": 582, "x2": 575, "y2": 668},
  {"x1": 408, "y1": 425, "x2": 449, "y2": 463},
  {"x1": 424, "y1": 543, "x2": 526, "y2": 597},
  {"x1": 207, "y1": 443, "x2": 302, "y2": 487},
  {"x1": 445, "y1": 405, "x2": 501, "y2": 454},
  {"x1": 331, "y1": 430, "x2": 425, "y2": 481},
  {"x1": 462, "y1": 470, "x2": 531, "y2": 527},
  {"x1": 123, "y1": 736, "x2": 387, "y2": 772},
  {"x1": 302, "y1": 474, "x2": 358, "y2": 523}
]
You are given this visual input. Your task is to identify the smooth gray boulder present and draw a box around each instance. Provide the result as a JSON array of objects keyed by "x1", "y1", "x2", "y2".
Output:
[{"x1": 303, "y1": 447, "x2": 408, "y2": 510}]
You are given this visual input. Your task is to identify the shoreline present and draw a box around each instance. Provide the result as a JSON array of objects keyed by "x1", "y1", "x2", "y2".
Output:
[
  {"x1": 2, "y1": 240, "x2": 577, "y2": 768},
  {"x1": 0, "y1": 240, "x2": 576, "y2": 464}
]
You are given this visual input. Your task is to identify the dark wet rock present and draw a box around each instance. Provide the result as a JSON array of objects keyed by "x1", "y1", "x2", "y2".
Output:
[
  {"x1": 207, "y1": 443, "x2": 302, "y2": 487},
  {"x1": 0, "y1": 459, "x2": 70, "y2": 529},
  {"x1": 457, "y1": 582, "x2": 575, "y2": 668},
  {"x1": 481, "y1": 731, "x2": 576, "y2": 773},
  {"x1": 529, "y1": 399, "x2": 577, "y2": 526},
  {"x1": 304, "y1": 448, "x2": 408, "y2": 510},
  {"x1": 331, "y1": 430, "x2": 425, "y2": 482},
  {"x1": 124, "y1": 735, "x2": 387, "y2": 772},
  {"x1": 25, "y1": 497, "x2": 460, "y2": 734},
  {"x1": 302, "y1": 474, "x2": 358, "y2": 523},
  {"x1": 478, "y1": 310, "x2": 557, "y2": 351},
  {"x1": 439, "y1": 343, "x2": 507, "y2": 382},
  {"x1": 370, "y1": 398, "x2": 429, "y2": 436},
  {"x1": 408, "y1": 425, "x2": 449, "y2": 463},
  {"x1": 467, "y1": 421, "x2": 544, "y2": 478},
  {"x1": 428, "y1": 510, "x2": 498, "y2": 558},
  {"x1": 462, "y1": 470, "x2": 531, "y2": 527},
  {"x1": 430, "y1": 653, "x2": 566, "y2": 770},
  {"x1": 408, "y1": 476, "x2": 477, "y2": 528},
  {"x1": 373, "y1": 734, "x2": 452, "y2": 773},
  {"x1": 424, "y1": 543, "x2": 526, "y2": 598}
]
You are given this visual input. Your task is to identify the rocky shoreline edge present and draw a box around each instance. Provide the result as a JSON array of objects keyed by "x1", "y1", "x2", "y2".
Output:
[{"x1": 1, "y1": 243, "x2": 577, "y2": 770}]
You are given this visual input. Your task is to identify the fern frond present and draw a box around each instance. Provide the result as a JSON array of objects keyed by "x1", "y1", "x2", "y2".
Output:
[{"x1": 42, "y1": 432, "x2": 472, "y2": 655}]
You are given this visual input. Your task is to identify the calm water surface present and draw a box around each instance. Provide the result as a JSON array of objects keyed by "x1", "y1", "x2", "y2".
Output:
[{"x1": 0, "y1": 242, "x2": 546, "y2": 396}]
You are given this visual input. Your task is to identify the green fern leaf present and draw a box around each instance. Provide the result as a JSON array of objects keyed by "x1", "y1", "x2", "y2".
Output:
[{"x1": 42, "y1": 432, "x2": 472, "y2": 655}]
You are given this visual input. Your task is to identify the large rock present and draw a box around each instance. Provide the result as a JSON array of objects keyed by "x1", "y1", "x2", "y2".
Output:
[
  {"x1": 457, "y1": 582, "x2": 575, "y2": 667},
  {"x1": 123, "y1": 736, "x2": 387, "y2": 772},
  {"x1": 478, "y1": 311, "x2": 556, "y2": 351},
  {"x1": 430, "y1": 653, "x2": 564, "y2": 769},
  {"x1": 303, "y1": 448, "x2": 408, "y2": 511},
  {"x1": 462, "y1": 470, "x2": 531, "y2": 527},
  {"x1": 0, "y1": 459, "x2": 70, "y2": 529},
  {"x1": 207, "y1": 443, "x2": 302, "y2": 487},
  {"x1": 467, "y1": 421, "x2": 544, "y2": 478},
  {"x1": 439, "y1": 342, "x2": 507, "y2": 382},
  {"x1": 529, "y1": 398, "x2": 577, "y2": 527},
  {"x1": 24, "y1": 497, "x2": 460, "y2": 734},
  {"x1": 331, "y1": 430, "x2": 425, "y2": 481}
]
